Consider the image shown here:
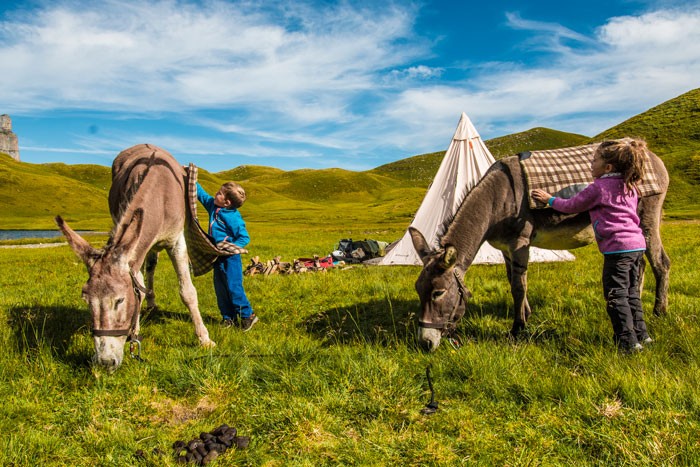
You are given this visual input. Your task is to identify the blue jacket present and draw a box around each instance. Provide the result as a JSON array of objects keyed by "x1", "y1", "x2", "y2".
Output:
[
  {"x1": 196, "y1": 182, "x2": 250, "y2": 247},
  {"x1": 548, "y1": 174, "x2": 645, "y2": 254}
]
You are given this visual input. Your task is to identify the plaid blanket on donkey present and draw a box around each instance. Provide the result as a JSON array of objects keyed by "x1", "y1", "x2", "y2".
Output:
[
  {"x1": 184, "y1": 163, "x2": 248, "y2": 276},
  {"x1": 521, "y1": 139, "x2": 663, "y2": 209}
]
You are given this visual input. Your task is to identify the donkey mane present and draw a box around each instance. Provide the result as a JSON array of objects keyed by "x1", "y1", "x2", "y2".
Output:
[
  {"x1": 111, "y1": 154, "x2": 183, "y2": 221},
  {"x1": 436, "y1": 161, "x2": 504, "y2": 246},
  {"x1": 435, "y1": 184, "x2": 471, "y2": 243}
]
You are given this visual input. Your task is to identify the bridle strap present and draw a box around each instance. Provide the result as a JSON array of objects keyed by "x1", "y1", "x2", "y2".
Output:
[
  {"x1": 92, "y1": 328, "x2": 131, "y2": 337},
  {"x1": 92, "y1": 270, "x2": 151, "y2": 340},
  {"x1": 129, "y1": 269, "x2": 151, "y2": 296},
  {"x1": 418, "y1": 321, "x2": 445, "y2": 329},
  {"x1": 418, "y1": 269, "x2": 470, "y2": 332}
]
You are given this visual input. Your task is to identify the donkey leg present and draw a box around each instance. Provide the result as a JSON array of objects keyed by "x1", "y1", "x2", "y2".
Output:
[
  {"x1": 639, "y1": 196, "x2": 671, "y2": 316},
  {"x1": 645, "y1": 232, "x2": 671, "y2": 316},
  {"x1": 508, "y1": 246, "x2": 531, "y2": 337},
  {"x1": 167, "y1": 233, "x2": 215, "y2": 347},
  {"x1": 143, "y1": 250, "x2": 159, "y2": 310}
]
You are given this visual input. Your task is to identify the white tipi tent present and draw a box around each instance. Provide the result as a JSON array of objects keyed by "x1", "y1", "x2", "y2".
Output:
[{"x1": 376, "y1": 112, "x2": 574, "y2": 265}]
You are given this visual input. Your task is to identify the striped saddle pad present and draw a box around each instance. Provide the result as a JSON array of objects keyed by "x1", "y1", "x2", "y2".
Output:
[
  {"x1": 184, "y1": 164, "x2": 247, "y2": 276},
  {"x1": 521, "y1": 140, "x2": 663, "y2": 209}
]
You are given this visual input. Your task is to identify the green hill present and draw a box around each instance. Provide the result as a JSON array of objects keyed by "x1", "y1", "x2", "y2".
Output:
[
  {"x1": 370, "y1": 151, "x2": 445, "y2": 188},
  {"x1": 1, "y1": 88, "x2": 699, "y2": 230},
  {"x1": 592, "y1": 87, "x2": 700, "y2": 218},
  {"x1": 217, "y1": 165, "x2": 285, "y2": 182},
  {"x1": 486, "y1": 127, "x2": 589, "y2": 159},
  {"x1": 370, "y1": 128, "x2": 590, "y2": 189},
  {"x1": 0, "y1": 154, "x2": 112, "y2": 229}
]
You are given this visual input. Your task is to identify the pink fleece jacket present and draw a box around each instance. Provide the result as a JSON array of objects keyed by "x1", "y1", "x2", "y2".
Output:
[{"x1": 548, "y1": 175, "x2": 646, "y2": 254}]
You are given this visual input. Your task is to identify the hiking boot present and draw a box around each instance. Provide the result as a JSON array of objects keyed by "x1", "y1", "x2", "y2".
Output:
[
  {"x1": 240, "y1": 315, "x2": 259, "y2": 332},
  {"x1": 221, "y1": 318, "x2": 237, "y2": 328}
]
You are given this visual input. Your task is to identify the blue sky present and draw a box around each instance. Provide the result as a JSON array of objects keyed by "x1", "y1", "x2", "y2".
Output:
[{"x1": 1, "y1": 0, "x2": 699, "y2": 172}]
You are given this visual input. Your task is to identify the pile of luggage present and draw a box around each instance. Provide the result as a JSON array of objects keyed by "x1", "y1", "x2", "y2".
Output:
[
  {"x1": 243, "y1": 238, "x2": 389, "y2": 276},
  {"x1": 244, "y1": 255, "x2": 335, "y2": 276}
]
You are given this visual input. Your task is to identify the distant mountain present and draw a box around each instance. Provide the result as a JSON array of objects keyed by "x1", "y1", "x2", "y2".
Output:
[{"x1": 2, "y1": 88, "x2": 698, "y2": 229}]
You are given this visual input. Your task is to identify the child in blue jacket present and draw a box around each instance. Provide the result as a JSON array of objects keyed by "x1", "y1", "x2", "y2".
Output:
[{"x1": 197, "y1": 181, "x2": 258, "y2": 331}]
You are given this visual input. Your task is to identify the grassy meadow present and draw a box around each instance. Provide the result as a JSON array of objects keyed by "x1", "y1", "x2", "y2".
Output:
[
  {"x1": 1, "y1": 218, "x2": 699, "y2": 466},
  {"x1": 2, "y1": 87, "x2": 700, "y2": 465}
]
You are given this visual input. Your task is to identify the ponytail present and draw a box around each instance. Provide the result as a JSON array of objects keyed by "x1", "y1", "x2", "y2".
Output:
[{"x1": 596, "y1": 139, "x2": 646, "y2": 192}]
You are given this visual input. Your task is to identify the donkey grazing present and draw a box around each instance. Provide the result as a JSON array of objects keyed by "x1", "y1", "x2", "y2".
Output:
[
  {"x1": 410, "y1": 148, "x2": 670, "y2": 351},
  {"x1": 56, "y1": 144, "x2": 215, "y2": 369}
]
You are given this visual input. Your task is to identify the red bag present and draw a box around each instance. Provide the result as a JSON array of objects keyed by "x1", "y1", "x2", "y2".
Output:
[{"x1": 297, "y1": 255, "x2": 334, "y2": 269}]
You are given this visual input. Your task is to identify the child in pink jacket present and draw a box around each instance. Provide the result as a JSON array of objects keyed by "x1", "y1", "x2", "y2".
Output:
[{"x1": 532, "y1": 139, "x2": 651, "y2": 353}]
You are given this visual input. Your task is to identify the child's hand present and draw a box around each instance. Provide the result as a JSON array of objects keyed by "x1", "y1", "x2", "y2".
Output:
[{"x1": 531, "y1": 189, "x2": 552, "y2": 204}]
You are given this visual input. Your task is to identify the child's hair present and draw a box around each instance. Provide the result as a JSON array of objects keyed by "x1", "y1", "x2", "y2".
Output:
[
  {"x1": 595, "y1": 139, "x2": 646, "y2": 191},
  {"x1": 220, "y1": 181, "x2": 246, "y2": 209}
]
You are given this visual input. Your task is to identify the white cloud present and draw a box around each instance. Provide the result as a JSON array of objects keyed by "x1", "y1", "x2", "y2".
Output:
[
  {"x1": 388, "y1": 65, "x2": 444, "y2": 81},
  {"x1": 382, "y1": 6, "x2": 700, "y2": 151},
  {"x1": 505, "y1": 11, "x2": 596, "y2": 50},
  {"x1": 0, "y1": 0, "x2": 423, "y2": 119},
  {"x1": 2, "y1": 1, "x2": 699, "y2": 170}
]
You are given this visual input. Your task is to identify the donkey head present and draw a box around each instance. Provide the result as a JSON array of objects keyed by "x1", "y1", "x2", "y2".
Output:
[
  {"x1": 409, "y1": 227, "x2": 471, "y2": 352},
  {"x1": 56, "y1": 210, "x2": 145, "y2": 370}
]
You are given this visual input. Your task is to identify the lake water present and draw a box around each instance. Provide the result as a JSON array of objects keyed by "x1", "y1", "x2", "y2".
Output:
[{"x1": 0, "y1": 230, "x2": 96, "y2": 240}]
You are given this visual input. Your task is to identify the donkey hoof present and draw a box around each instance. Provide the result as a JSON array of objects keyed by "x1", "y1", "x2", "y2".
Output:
[
  {"x1": 510, "y1": 323, "x2": 525, "y2": 338},
  {"x1": 201, "y1": 339, "x2": 216, "y2": 348}
]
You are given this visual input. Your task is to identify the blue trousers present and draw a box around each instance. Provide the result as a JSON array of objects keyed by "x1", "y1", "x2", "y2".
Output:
[{"x1": 212, "y1": 254, "x2": 253, "y2": 320}]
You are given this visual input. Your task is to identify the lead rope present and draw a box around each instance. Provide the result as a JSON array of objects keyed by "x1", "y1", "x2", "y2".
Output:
[
  {"x1": 445, "y1": 269, "x2": 468, "y2": 349},
  {"x1": 420, "y1": 365, "x2": 439, "y2": 415}
]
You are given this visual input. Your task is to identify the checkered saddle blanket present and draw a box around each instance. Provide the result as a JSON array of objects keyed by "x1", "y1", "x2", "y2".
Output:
[
  {"x1": 184, "y1": 164, "x2": 248, "y2": 276},
  {"x1": 521, "y1": 139, "x2": 663, "y2": 209}
]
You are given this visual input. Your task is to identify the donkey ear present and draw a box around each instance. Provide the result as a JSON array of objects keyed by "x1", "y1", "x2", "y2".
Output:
[
  {"x1": 440, "y1": 245, "x2": 458, "y2": 270},
  {"x1": 112, "y1": 208, "x2": 144, "y2": 259},
  {"x1": 409, "y1": 227, "x2": 432, "y2": 265},
  {"x1": 55, "y1": 215, "x2": 99, "y2": 268}
]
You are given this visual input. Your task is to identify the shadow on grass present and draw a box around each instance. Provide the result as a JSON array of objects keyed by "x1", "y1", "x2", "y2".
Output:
[
  {"x1": 6, "y1": 303, "x2": 221, "y2": 368},
  {"x1": 301, "y1": 297, "x2": 543, "y2": 348},
  {"x1": 8, "y1": 304, "x2": 92, "y2": 367},
  {"x1": 140, "y1": 305, "x2": 222, "y2": 327},
  {"x1": 301, "y1": 293, "x2": 576, "y2": 349},
  {"x1": 302, "y1": 299, "x2": 419, "y2": 348}
]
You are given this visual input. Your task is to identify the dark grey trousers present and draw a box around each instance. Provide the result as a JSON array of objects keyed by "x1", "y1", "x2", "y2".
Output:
[{"x1": 602, "y1": 251, "x2": 649, "y2": 349}]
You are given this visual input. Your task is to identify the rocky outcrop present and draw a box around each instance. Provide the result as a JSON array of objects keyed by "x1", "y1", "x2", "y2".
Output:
[{"x1": 0, "y1": 114, "x2": 20, "y2": 161}]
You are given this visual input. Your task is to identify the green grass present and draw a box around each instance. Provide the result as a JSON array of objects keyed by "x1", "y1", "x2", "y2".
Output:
[
  {"x1": 1, "y1": 220, "x2": 699, "y2": 465},
  {"x1": 1, "y1": 88, "x2": 699, "y2": 463}
]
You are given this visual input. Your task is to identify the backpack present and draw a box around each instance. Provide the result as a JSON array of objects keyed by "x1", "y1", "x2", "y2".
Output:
[
  {"x1": 354, "y1": 239, "x2": 380, "y2": 258},
  {"x1": 334, "y1": 238, "x2": 384, "y2": 262}
]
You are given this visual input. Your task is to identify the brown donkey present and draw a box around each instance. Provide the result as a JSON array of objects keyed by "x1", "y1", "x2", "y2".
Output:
[
  {"x1": 57, "y1": 144, "x2": 214, "y2": 370},
  {"x1": 410, "y1": 145, "x2": 670, "y2": 351}
]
